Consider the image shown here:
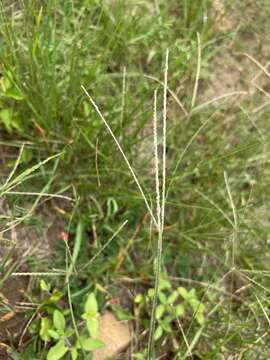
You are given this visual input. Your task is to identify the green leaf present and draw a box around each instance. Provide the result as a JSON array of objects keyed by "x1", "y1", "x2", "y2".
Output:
[
  {"x1": 159, "y1": 278, "x2": 172, "y2": 290},
  {"x1": 0, "y1": 108, "x2": 23, "y2": 133},
  {"x1": 167, "y1": 290, "x2": 179, "y2": 305},
  {"x1": 195, "y1": 311, "x2": 205, "y2": 325},
  {"x1": 80, "y1": 337, "x2": 104, "y2": 351},
  {"x1": 49, "y1": 290, "x2": 63, "y2": 304},
  {"x1": 158, "y1": 292, "x2": 167, "y2": 305},
  {"x1": 133, "y1": 349, "x2": 148, "y2": 360},
  {"x1": 114, "y1": 308, "x2": 134, "y2": 321},
  {"x1": 0, "y1": 108, "x2": 13, "y2": 132},
  {"x1": 47, "y1": 340, "x2": 68, "y2": 360},
  {"x1": 193, "y1": 303, "x2": 205, "y2": 325},
  {"x1": 86, "y1": 316, "x2": 99, "y2": 338},
  {"x1": 40, "y1": 279, "x2": 51, "y2": 292},
  {"x1": 175, "y1": 304, "x2": 185, "y2": 317},
  {"x1": 71, "y1": 347, "x2": 78, "y2": 360},
  {"x1": 189, "y1": 298, "x2": 199, "y2": 310},
  {"x1": 40, "y1": 317, "x2": 52, "y2": 341},
  {"x1": 177, "y1": 287, "x2": 189, "y2": 300},
  {"x1": 20, "y1": 149, "x2": 33, "y2": 164},
  {"x1": 106, "y1": 197, "x2": 118, "y2": 217},
  {"x1": 65, "y1": 327, "x2": 75, "y2": 337},
  {"x1": 134, "y1": 294, "x2": 143, "y2": 304},
  {"x1": 53, "y1": 310, "x2": 65, "y2": 332},
  {"x1": 48, "y1": 329, "x2": 60, "y2": 340},
  {"x1": 147, "y1": 289, "x2": 155, "y2": 300},
  {"x1": 85, "y1": 293, "x2": 98, "y2": 313},
  {"x1": 154, "y1": 325, "x2": 163, "y2": 341},
  {"x1": 82, "y1": 293, "x2": 100, "y2": 338},
  {"x1": 68, "y1": 220, "x2": 84, "y2": 275},
  {"x1": 197, "y1": 303, "x2": 205, "y2": 313},
  {"x1": 161, "y1": 320, "x2": 172, "y2": 332},
  {"x1": 2, "y1": 74, "x2": 12, "y2": 91},
  {"x1": 133, "y1": 354, "x2": 146, "y2": 360},
  {"x1": 83, "y1": 101, "x2": 91, "y2": 117},
  {"x1": 156, "y1": 304, "x2": 165, "y2": 320},
  {"x1": 189, "y1": 289, "x2": 196, "y2": 298},
  {"x1": 163, "y1": 314, "x2": 174, "y2": 324},
  {"x1": 35, "y1": 6, "x2": 43, "y2": 27},
  {"x1": 5, "y1": 88, "x2": 24, "y2": 100},
  {"x1": 1, "y1": 72, "x2": 23, "y2": 100}
]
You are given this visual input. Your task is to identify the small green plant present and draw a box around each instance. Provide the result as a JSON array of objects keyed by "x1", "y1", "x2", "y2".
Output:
[
  {"x1": 0, "y1": 70, "x2": 24, "y2": 133},
  {"x1": 135, "y1": 278, "x2": 206, "y2": 344},
  {"x1": 37, "y1": 280, "x2": 103, "y2": 360}
]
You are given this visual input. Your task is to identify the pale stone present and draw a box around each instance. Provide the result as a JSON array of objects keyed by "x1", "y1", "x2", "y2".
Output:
[{"x1": 93, "y1": 311, "x2": 132, "y2": 360}]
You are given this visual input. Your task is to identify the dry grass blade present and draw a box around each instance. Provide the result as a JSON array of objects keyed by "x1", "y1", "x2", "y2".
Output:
[
  {"x1": 243, "y1": 52, "x2": 270, "y2": 79},
  {"x1": 224, "y1": 171, "x2": 238, "y2": 267},
  {"x1": 252, "y1": 100, "x2": 270, "y2": 114},
  {"x1": 255, "y1": 295, "x2": 270, "y2": 326},
  {"x1": 253, "y1": 83, "x2": 270, "y2": 100},
  {"x1": 224, "y1": 172, "x2": 237, "y2": 230},
  {"x1": 191, "y1": 91, "x2": 248, "y2": 113},
  {"x1": 11, "y1": 272, "x2": 66, "y2": 276},
  {"x1": 191, "y1": 33, "x2": 201, "y2": 110},
  {"x1": 5, "y1": 191, "x2": 72, "y2": 201},
  {"x1": 251, "y1": 59, "x2": 270, "y2": 84}
]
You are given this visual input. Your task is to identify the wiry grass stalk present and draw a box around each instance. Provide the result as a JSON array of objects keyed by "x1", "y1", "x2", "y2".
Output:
[
  {"x1": 153, "y1": 90, "x2": 161, "y2": 230},
  {"x1": 147, "y1": 90, "x2": 161, "y2": 358},
  {"x1": 148, "y1": 50, "x2": 169, "y2": 359},
  {"x1": 11, "y1": 272, "x2": 66, "y2": 276}
]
